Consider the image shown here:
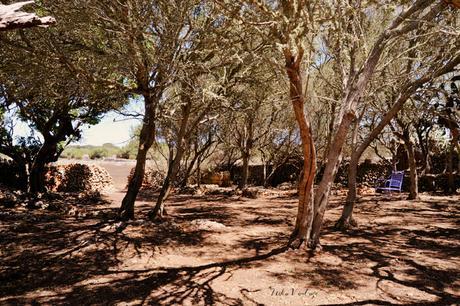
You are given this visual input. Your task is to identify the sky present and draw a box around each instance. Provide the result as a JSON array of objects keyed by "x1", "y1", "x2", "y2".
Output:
[
  {"x1": 77, "y1": 111, "x2": 139, "y2": 147},
  {"x1": 76, "y1": 98, "x2": 144, "y2": 147}
]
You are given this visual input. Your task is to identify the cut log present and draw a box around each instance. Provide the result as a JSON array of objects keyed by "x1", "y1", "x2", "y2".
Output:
[{"x1": 0, "y1": 1, "x2": 55, "y2": 32}]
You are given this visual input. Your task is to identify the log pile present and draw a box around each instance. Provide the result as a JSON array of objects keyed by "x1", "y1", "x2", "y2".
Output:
[
  {"x1": 127, "y1": 167, "x2": 165, "y2": 191},
  {"x1": 47, "y1": 164, "x2": 114, "y2": 192}
]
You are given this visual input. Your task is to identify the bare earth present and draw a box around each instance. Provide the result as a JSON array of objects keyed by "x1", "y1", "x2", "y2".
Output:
[{"x1": 0, "y1": 187, "x2": 459, "y2": 305}]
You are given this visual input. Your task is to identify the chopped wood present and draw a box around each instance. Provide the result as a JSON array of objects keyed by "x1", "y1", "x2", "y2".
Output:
[{"x1": 46, "y1": 164, "x2": 114, "y2": 193}]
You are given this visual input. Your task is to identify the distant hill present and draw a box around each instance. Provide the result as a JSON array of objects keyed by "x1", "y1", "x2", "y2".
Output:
[{"x1": 61, "y1": 143, "x2": 124, "y2": 160}]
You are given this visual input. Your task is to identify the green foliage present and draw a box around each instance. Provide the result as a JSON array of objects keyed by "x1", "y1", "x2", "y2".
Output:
[
  {"x1": 89, "y1": 148, "x2": 107, "y2": 160},
  {"x1": 61, "y1": 144, "x2": 124, "y2": 160}
]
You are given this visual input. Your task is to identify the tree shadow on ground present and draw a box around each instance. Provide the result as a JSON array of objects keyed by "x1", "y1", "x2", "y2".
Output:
[
  {"x1": 1, "y1": 230, "x2": 289, "y2": 305},
  {"x1": 0, "y1": 208, "x2": 210, "y2": 301},
  {"x1": 1, "y1": 191, "x2": 459, "y2": 305},
  {"x1": 317, "y1": 195, "x2": 460, "y2": 306}
]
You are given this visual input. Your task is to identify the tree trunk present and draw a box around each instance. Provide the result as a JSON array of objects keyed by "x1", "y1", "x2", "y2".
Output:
[
  {"x1": 196, "y1": 159, "x2": 202, "y2": 187},
  {"x1": 335, "y1": 152, "x2": 359, "y2": 230},
  {"x1": 29, "y1": 162, "x2": 46, "y2": 193},
  {"x1": 283, "y1": 47, "x2": 317, "y2": 249},
  {"x1": 29, "y1": 140, "x2": 58, "y2": 193},
  {"x1": 180, "y1": 136, "x2": 214, "y2": 187},
  {"x1": 149, "y1": 95, "x2": 192, "y2": 220},
  {"x1": 324, "y1": 102, "x2": 336, "y2": 161},
  {"x1": 150, "y1": 175, "x2": 172, "y2": 219},
  {"x1": 263, "y1": 161, "x2": 268, "y2": 188},
  {"x1": 238, "y1": 151, "x2": 250, "y2": 189},
  {"x1": 150, "y1": 142, "x2": 187, "y2": 219},
  {"x1": 447, "y1": 141, "x2": 455, "y2": 194},
  {"x1": 335, "y1": 117, "x2": 361, "y2": 230},
  {"x1": 404, "y1": 136, "x2": 419, "y2": 200},
  {"x1": 119, "y1": 103, "x2": 156, "y2": 220},
  {"x1": 309, "y1": 112, "x2": 356, "y2": 248}
]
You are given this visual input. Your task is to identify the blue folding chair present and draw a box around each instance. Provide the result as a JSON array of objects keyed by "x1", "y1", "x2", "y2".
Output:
[{"x1": 375, "y1": 171, "x2": 404, "y2": 193}]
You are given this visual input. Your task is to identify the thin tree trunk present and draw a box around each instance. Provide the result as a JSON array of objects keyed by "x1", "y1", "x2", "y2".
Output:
[
  {"x1": 447, "y1": 141, "x2": 455, "y2": 194},
  {"x1": 335, "y1": 151, "x2": 359, "y2": 230},
  {"x1": 196, "y1": 158, "x2": 202, "y2": 187},
  {"x1": 151, "y1": 175, "x2": 172, "y2": 218},
  {"x1": 335, "y1": 115, "x2": 362, "y2": 230},
  {"x1": 324, "y1": 102, "x2": 336, "y2": 161},
  {"x1": 149, "y1": 144, "x2": 186, "y2": 220},
  {"x1": 404, "y1": 134, "x2": 419, "y2": 200},
  {"x1": 239, "y1": 151, "x2": 250, "y2": 189},
  {"x1": 149, "y1": 95, "x2": 192, "y2": 220},
  {"x1": 17, "y1": 160, "x2": 28, "y2": 191},
  {"x1": 309, "y1": 112, "x2": 355, "y2": 248},
  {"x1": 180, "y1": 136, "x2": 214, "y2": 187},
  {"x1": 119, "y1": 102, "x2": 156, "y2": 220}
]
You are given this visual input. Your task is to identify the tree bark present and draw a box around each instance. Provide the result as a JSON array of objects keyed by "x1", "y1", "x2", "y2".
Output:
[
  {"x1": 29, "y1": 138, "x2": 59, "y2": 193},
  {"x1": 119, "y1": 102, "x2": 156, "y2": 220},
  {"x1": 403, "y1": 133, "x2": 419, "y2": 200},
  {"x1": 309, "y1": 112, "x2": 355, "y2": 247},
  {"x1": 335, "y1": 125, "x2": 360, "y2": 230},
  {"x1": 283, "y1": 47, "x2": 317, "y2": 249},
  {"x1": 29, "y1": 157, "x2": 47, "y2": 194},
  {"x1": 447, "y1": 140, "x2": 455, "y2": 194},
  {"x1": 148, "y1": 143, "x2": 186, "y2": 220},
  {"x1": 148, "y1": 94, "x2": 192, "y2": 220}
]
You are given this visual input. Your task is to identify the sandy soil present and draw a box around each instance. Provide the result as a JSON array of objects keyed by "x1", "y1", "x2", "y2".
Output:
[{"x1": 0, "y1": 188, "x2": 459, "y2": 306}]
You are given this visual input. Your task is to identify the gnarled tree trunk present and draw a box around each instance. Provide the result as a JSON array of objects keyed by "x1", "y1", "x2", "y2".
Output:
[
  {"x1": 29, "y1": 140, "x2": 58, "y2": 193},
  {"x1": 283, "y1": 47, "x2": 317, "y2": 249}
]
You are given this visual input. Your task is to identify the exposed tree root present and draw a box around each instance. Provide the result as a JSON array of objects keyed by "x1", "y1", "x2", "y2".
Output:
[{"x1": 334, "y1": 216, "x2": 358, "y2": 231}]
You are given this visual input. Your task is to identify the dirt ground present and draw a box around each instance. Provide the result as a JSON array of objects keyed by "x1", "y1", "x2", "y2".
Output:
[{"x1": 0, "y1": 187, "x2": 459, "y2": 305}]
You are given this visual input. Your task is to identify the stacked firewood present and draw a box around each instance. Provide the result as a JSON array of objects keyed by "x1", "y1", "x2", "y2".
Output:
[
  {"x1": 126, "y1": 167, "x2": 165, "y2": 191},
  {"x1": 48, "y1": 164, "x2": 114, "y2": 192}
]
